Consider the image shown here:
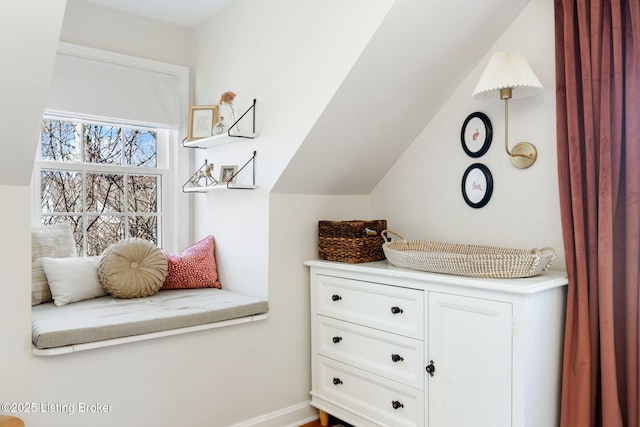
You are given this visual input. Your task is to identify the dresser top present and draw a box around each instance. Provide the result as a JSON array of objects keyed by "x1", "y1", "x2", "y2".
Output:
[{"x1": 305, "y1": 259, "x2": 568, "y2": 295}]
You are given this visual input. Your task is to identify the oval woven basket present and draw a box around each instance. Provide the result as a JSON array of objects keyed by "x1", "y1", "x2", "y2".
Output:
[{"x1": 381, "y1": 231, "x2": 556, "y2": 279}]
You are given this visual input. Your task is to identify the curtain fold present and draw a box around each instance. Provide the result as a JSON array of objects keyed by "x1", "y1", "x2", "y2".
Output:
[{"x1": 554, "y1": 0, "x2": 640, "y2": 426}]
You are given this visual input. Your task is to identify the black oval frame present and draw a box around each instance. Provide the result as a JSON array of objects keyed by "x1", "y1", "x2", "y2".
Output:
[
  {"x1": 460, "y1": 112, "x2": 492, "y2": 158},
  {"x1": 461, "y1": 163, "x2": 493, "y2": 208}
]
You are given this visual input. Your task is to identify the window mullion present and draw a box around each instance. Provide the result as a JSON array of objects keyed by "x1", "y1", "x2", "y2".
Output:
[
  {"x1": 81, "y1": 123, "x2": 88, "y2": 257},
  {"x1": 123, "y1": 171, "x2": 129, "y2": 240}
]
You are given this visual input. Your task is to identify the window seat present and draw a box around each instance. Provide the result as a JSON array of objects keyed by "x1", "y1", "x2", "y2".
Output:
[{"x1": 31, "y1": 288, "x2": 269, "y2": 356}]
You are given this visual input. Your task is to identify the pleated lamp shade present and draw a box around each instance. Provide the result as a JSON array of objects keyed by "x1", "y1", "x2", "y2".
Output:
[{"x1": 472, "y1": 51, "x2": 544, "y2": 100}]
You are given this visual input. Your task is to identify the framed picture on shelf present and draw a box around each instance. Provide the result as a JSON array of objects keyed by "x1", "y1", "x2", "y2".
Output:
[
  {"x1": 461, "y1": 163, "x2": 493, "y2": 208},
  {"x1": 187, "y1": 105, "x2": 218, "y2": 140},
  {"x1": 220, "y1": 165, "x2": 238, "y2": 184},
  {"x1": 461, "y1": 112, "x2": 492, "y2": 158}
]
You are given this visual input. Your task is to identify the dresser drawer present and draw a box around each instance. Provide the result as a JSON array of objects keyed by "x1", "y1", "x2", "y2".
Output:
[
  {"x1": 316, "y1": 356, "x2": 424, "y2": 427},
  {"x1": 316, "y1": 275, "x2": 424, "y2": 339},
  {"x1": 317, "y1": 316, "x2": 424, "y2": 390}
]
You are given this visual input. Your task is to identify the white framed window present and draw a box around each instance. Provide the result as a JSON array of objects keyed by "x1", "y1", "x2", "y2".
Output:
[
  {"x1": 36, "y1": 42, "x2": 190, "y2": 253},
  {"x1": 35, "y1": 114, "x2": 175, "y2": 255}
]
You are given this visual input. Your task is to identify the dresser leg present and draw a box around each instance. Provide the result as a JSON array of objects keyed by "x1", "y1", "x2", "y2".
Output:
[{"x1": 319, "y1": 410, "x2": 329, "y2": 427}]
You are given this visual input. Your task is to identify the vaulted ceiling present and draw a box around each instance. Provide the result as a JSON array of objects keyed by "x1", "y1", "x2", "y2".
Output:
[{"x1": 273, "y1": 0, "x2": 530, "y2": 194}]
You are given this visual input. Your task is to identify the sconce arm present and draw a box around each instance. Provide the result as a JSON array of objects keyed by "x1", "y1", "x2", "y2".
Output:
[{"x1": 503, "y1": 97, "x2": 538, "y2": 168}]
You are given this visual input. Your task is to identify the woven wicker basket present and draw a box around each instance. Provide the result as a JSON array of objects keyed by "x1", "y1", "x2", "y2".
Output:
[
  {"x1": 382, "y1": 231, "x2": 556, "y2": 278},
  {"x1": 318, "y1": 220, "x2": 387, "y2": 263}
]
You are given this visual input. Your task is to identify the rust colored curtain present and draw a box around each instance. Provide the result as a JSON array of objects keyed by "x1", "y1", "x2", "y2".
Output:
[{"x1": 554, "y1": 0, "x2": 640, "y2": 426}]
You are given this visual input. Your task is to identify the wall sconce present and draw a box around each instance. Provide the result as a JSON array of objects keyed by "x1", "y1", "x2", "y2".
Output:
[{"x1": 472, "y1": 51, "x2": 544, "y2": 169}]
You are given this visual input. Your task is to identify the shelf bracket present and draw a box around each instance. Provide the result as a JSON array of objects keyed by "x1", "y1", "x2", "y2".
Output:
[
  {"x1": 227, "y1": 150, "x2": 257, "y2": 189},
  {"x1": 228, "y1": 99, "x2": 257, "y2": 138}
]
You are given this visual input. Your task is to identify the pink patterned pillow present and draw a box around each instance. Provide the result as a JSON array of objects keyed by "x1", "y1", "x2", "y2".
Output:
[{"x1": 161, "y1": 236, "x2": 221, "y2": 289}]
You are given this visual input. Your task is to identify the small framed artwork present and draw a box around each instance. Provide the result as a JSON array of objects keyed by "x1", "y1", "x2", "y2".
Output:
[
  {"x1": 220, "y1": 165, "x2": 238, "y2": 184},
  {"x1": 187, "y1": 105, "x2": 218, "y2": 140},
  {"x1": 461, "y1": 112, "x2": 492, "y2": 158},
  {"x1": 461, "y1": 163, "x2": 493, "y2": 208}
]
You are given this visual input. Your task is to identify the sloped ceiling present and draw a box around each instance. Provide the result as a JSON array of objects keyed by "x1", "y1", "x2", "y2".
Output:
[
  {"x1": 272, "y1": 0, "x2": 530, "y2": 195},
  {"x1": 0, "y1": 0, "x2": 67, "y2": 186}
]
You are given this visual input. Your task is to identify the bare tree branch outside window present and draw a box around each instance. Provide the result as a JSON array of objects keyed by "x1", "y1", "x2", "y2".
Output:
[{"x1": 40, "y1": 118, "x2": 160, "y2": 255}]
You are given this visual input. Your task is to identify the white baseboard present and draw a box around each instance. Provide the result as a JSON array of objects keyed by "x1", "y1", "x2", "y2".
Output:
[{"x1": 228, "y1": 400, "x2": 318, "y2": 427}]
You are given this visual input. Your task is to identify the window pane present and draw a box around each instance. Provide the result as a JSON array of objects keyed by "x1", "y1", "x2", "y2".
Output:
[
  {"x1": 84, "y1": 124, "x2": 122, "y2": 164},
  {"x1": 41, "y1": 215, "x2": 82, "y2": 256},
  {"x1": 41, "y1": 170, "x2": 82, "y2": 213},
  {"x1": 124, "y1": 129, "x2": 157, "y2": 168},
  {"x1": 38, "y1": 116, "x2": 167, "y2": 255},
  {"x1": 41, "y1": 119, "x2": 81, "y2": 161},
  {"x1": 129, "y1": 216, "x2": 157, "y2": 243},
  {"x1": 86, "y1": 173, "x2": 124, "y2": 213},
  {"x1": 86, "y1": 215, "x2": 124, "y2": 256},
  {"x1": 128, "y1": 175, "x2": 158, "y2": 213}
]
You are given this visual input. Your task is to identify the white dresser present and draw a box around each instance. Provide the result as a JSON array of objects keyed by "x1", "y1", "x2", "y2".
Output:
[{"x1": 305, "y1": 260, "x2": 568, "y2": 427}]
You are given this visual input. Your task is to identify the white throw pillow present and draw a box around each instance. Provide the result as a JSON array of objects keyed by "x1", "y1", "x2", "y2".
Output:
[{"x1": 42, "y1": 256, "x2": 107, "y2": 306}]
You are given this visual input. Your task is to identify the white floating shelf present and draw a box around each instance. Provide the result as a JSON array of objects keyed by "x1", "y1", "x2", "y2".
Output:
[
  {"x1": 183, "y1": 99, "x2": 258, "y2": 149},
  {"x1": 182, "y1": 132, "x2": 258, "y2": 149},
  {"x1": 182, "y1": 184, "x2": 257, "y2": 193}
]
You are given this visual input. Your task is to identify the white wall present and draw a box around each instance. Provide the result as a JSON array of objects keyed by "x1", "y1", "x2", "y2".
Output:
[
  {"x1": 370, "y1": 0, "x2": 565, "y2": 270},
  {"x1": 60, "y1": 0, "x2": 192, "y2": 67},
  {"x1": 0, "y1": 186, "x2": 35, "y2": 404}
]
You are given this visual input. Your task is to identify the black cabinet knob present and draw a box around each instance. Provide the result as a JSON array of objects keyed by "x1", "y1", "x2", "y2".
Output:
[
  {"x1": 391, "y1": 354, "x2": 404, "y2": 363},
  {"x1": 426, "y1": 360, "x2": 436, "y2": 377},
  {"x1": 333, "y1": 377, "x2": 343, "y2": 385},
  {"x1": 390, "y1": 306, "x2": 404, "y2": 314},
  {"x1": 391, "y1": 400, "x2": 405, "y2": 410},
  {"x1": 332, "y1": 336, "x2": 342, "y2": 344},
  {"x1": 332, "y1": 294, "x2": 342, "y2": 302}
]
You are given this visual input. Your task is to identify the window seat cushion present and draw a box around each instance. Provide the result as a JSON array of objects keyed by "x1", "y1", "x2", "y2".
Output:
[{"x1": 31, "y1": 288, "x2": 268, "y2": 350}]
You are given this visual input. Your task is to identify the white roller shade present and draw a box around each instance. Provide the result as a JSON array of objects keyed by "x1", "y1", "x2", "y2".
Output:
[{"x1": 47, "y1": 43, "x2": 187, "y2": 128}]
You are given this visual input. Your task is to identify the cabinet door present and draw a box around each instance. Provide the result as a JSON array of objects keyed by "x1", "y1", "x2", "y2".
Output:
[{"x1": 428, "y1": 292, "x2": 512, "y2": 427}]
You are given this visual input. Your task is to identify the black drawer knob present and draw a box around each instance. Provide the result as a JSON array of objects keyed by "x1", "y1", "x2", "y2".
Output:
[
  {"x1": 391, "y1": 400, "x2": 404, "y2": 410},
  {"x1": 333, "y1": 377, "x2": 343, "y2": 385},
  {"x1": 390, "y1": 306, "x2": 404, "y2": 314},
  {"x1": 426, "y1": 360, "x2": 436, "y2": 377},
  {"x1": 332, "y1": 336, "x2": 342, "y2": 344},
  {"x1": 391, "y1": 354, "x2": 404, "y2": 363},
  {"x1": 332, "y1": 294, "x2": 342, "y2": 302}
]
